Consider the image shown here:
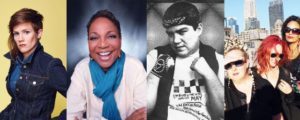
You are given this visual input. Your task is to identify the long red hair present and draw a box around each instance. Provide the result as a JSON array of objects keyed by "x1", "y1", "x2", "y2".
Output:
[{"x1": 256, "y1": 35, "x2": 289, "y2": 73}]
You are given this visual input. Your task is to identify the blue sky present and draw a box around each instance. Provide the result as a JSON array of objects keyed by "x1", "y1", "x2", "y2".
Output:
[{"x1": 225, "y1": 0, "x2": 300, "y2": 32}]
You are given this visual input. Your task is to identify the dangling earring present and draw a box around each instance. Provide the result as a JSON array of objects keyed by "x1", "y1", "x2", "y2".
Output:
[
  {"x1": 90, "y1": 55, "x2": 94, "y2": 60},
  {"x1": 225, "y1": 71, "x2": 230, "y2": 88},
  {"x1": 248, "y1": 67, "x2": 256, "y2": 93},
  {"x1": 248, "y1": 67, "x2": 255, "y2": 80}
]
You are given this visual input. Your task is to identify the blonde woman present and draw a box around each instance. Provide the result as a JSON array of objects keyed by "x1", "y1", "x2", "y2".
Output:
[{"x1": 225, "y1": 47, "x2": 282, "y2": 120}]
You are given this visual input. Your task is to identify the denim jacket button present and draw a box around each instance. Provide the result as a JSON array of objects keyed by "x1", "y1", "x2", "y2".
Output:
[
  {"x1": 33, "y1": 81, "x2": 36, "y2": 85},
  {"x1": 16, "y1": 88, "x2": 19, "y2": 91},
  {"x1": 19, "y1": 76, "x2": 23, "y2": 80},
  {"x1": 23, "y1": 65, "x2": 26, "y2": 69}
]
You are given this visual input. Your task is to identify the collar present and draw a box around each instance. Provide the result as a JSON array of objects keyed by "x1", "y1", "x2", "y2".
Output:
[{"x1": 16, "y1": 51, "x2": 34, "y2": 64}]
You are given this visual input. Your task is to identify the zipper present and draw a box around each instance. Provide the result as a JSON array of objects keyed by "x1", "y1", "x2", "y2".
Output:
[{"x1": 247, "y1": 80, "x2": 255, "y2": 114}]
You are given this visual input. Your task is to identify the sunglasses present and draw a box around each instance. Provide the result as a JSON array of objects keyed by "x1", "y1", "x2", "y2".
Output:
[
  {"x1": 224, "y1": 60, "x2": 245, "y2": 70},
  {"x1": 270, "y1": 53, "x2": 284, "y2": 59},
  {"x1": 284, "y1": 27, "x2": 300, "y2": 35}
]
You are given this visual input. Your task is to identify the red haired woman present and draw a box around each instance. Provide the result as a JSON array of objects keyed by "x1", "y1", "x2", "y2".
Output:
[
  {"x1": 225, "y1": 47, "x2": 282, "y2": 120},
  {"x1": 255, "y1": 35, "x2": 297, "y2": 120}
]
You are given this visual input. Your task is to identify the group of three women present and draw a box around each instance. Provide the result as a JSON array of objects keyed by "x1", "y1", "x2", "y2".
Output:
[{"x1": 225, "y1": 15, "x2": 300, "y2": 120}]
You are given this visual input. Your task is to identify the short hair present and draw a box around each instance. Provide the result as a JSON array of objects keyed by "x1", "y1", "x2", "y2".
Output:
[
  {"x1": 162, "y1": 2, "x2": 200, "y2": 30},
  {"x1": 8, "y1": 8, "x2": 43, "y2": 60},
  {"x1": 225, "y1": 47, "x2": 250, "y2": 73},
  {"x1": 281, "y1": 15, "x2": 300, "y2": 45},
  {"x1": 256, "y1": 35, "x2": 289, "y2": 74},
  {"x1": 86, "y1": 10, "x2": 121, "y2": 38}
]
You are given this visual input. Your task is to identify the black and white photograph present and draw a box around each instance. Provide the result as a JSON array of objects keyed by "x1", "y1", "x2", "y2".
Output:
[{"x1": 146, "y1": 0, "x2": 224, "y2": 120}]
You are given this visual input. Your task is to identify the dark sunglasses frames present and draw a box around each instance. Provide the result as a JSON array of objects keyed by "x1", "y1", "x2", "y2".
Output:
[
  {"x1": 284, "y1": 27, "x2": 300, "y2": 35},
  {"x1": 224, "y1": 60, "x2": 245, "y2": 70},
  {"x1": 270, "y1": 53, "x2": 284, "y2": 59}
]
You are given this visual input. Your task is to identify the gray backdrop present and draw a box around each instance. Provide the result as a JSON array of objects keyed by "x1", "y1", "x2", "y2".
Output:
[
  {"x1": 67, "y1": 0, "x2": 147, "y2": 77},
  {"x1": 147, "y1": 0, "x2": 224, "y2": 54}
]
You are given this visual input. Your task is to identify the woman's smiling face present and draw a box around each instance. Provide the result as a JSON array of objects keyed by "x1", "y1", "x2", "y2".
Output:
[{"x1": 88, "y1": 17, "x2": 121, "y2": 71}]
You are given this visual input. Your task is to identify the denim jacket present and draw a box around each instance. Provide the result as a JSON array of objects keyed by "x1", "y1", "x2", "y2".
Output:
[{"x1": 0, "y1": 43, "x2": 70, "y2": 120}]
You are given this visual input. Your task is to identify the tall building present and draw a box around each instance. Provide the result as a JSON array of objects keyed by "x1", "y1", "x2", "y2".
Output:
[
  {"x1": 238, "y1": 28, "x2": 268, "y2": 66},
  {"x1": 224, "y1": 17, "x2": 228, "y2": 27},
  {"x1": 228, "y1": 17, "x2": 239, "y2": 34},
  {"x1": 244, "y1": 0, "x2": 256, "y2": 18},
  {"x1": 244, "y1": 0, "x2": 260, "y2": 30},
  {"x1": 269, "y1": 0, "x2": 284, "y2": 32},
  {"x1": 272, "y1": 19, "x2": 283, "y2": 37},
  {"x1": 245, "y1": 17, "x2": 260, "y2": 30}
]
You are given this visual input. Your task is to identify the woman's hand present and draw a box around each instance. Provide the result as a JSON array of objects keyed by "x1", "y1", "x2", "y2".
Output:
[
  {"x1": 278, "y1": 80, "x2": 292, "y2": 94},
  {"x1": 126, "y1": 107, "x2": 146, "y2": 120}
]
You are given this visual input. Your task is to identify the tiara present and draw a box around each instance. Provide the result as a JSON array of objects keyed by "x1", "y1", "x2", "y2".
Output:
[{"x1": 224, "y1": 36, "x2": 246, "y2": 53}]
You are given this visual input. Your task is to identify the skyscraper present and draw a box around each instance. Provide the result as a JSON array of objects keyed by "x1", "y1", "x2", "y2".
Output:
[
  {"x1": 269, "y1": 0, "x2": 284, "y2": 32},
  {"x1": 228, "y1": 17, "x2": 239, "y2": 34},
  {"x1": 245, "y1": 17, "x2": 260, "y2": 30},
  {"x1": 244, "y1": 0, "x2": 260, "y2": 30},
  {"x1": 244, "y1": 0, "x2": 256, "y2": 18}
]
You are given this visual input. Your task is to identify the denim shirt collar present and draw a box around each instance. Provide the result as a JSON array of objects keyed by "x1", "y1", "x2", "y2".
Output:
[{"x1": 16, "y1": 51, "x2": 34, "y2": 65}]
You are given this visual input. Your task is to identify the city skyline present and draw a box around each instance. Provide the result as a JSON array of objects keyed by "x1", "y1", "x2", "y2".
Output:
[
  {"x1": 225, "y1": 0, "x2": 300, "y2": 31},
  {"x1": 228, "y1": 17, "x2": 239, "y2": 33}
]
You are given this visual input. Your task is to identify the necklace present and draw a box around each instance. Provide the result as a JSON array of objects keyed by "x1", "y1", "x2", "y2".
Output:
[
  {"x1": 227, "y1": 71, "x2": 256, "y2": 112},
  {"x1": 228, "y1": 72, "x2": 256, "y2": 93},
  {"x1": 264, "y1": 68, "x2": 279, "y2": 88},
  {"x1": 265, "y1": 73, "x2": 269, "y2": 80}
]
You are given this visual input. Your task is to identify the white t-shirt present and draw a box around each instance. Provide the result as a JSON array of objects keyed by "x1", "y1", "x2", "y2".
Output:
[
  {"x1": 67, "y1": 55, "x2": 147, "y2": 120},
  {"x1": 168, "y1": 55, "x2": 210, "y2": 120},
  {"x1": 147, "y1": 49, "x2": 223, "y2": 120}
]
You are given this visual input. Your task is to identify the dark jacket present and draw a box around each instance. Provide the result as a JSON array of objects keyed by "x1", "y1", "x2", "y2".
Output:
[
  {"x1": 225, "y1": 67, "x2": 282, "y2": 120},
  {"x1": 277, "y1": 67, "x2": 300, "y2": 120},
  {"x1": 0, "y1": 43, "x2": 70, "y2": 120}
]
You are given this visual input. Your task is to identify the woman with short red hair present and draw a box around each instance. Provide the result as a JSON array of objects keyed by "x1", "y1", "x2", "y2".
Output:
[{"x1": 254, "y1": 35, "x2": 296, "y2": 120}]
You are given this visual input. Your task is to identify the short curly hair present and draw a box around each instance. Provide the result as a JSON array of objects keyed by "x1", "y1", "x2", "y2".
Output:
[{"x1": 86, "y1": 9, "x2": 121, "y2": 38}]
